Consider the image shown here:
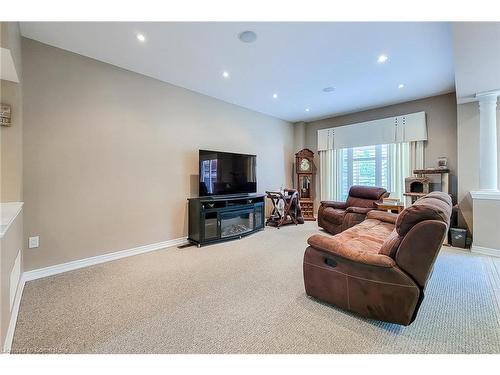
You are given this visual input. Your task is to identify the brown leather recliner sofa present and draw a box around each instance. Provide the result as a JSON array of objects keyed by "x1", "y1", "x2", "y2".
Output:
[
  {"x1": 304, "y1": 191, "x2": 452, "y2": 326},
  {"x1": 318, "y1": 185, "x2": 390, "y2": 235}
]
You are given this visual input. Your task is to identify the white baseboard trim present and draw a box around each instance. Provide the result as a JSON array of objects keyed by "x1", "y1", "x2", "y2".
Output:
[
  {"x1": 470, "y1": 190, "x2": 500, "y2": 201},
  {"x1": 23, "y1": 237, "x2": 188, "y2": 282},
  {"x1": 2, "y1": 236, "x2": 188, "y2": 353},
  {"x1": 471, "y1": 244, "x2": 500, "y2": 257},
  {"x1": 3, "y1": 275, "x2": 26, "y2": 353}
]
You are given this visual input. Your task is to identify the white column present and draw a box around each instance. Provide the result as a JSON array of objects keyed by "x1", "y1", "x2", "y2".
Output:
[
  {"x1": 477, "y1": 92, "x2": 499, "y2": 191},
  {"x1": 471, "y1": 91, "x2": 500, "y2": 256}
]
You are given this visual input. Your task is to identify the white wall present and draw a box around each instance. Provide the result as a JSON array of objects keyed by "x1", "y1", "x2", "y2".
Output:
[
  {"x1": 22, "y1": 38, "x2": 294, "y2": 271},
  {"x1": 453, "y1": 22, "x2": 500, "y2": 100},
  {"x1": 457, "y1": 103, "x2": 479, "y2": 229}
]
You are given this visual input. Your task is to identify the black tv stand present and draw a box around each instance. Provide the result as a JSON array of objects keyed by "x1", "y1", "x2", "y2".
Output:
[{"x1": 187, "y1": 193, "x2": 265, "y2": 247}]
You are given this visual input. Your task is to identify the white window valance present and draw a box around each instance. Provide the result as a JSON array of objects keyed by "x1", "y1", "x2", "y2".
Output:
[{"x1": 317, "y1": 111, "x2": 427, "y2": 151}]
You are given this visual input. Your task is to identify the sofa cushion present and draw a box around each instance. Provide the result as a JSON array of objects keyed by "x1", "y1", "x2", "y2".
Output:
[
  {"x1": 308, "y1": 217, "x2": 396, "y2": 267},
  {"x1": 366, "y1": 210, "x2": 398, "y2": 224},
  {"x1": 322, "y1": 207, "x2": 346, "y2": 224},
  {"x1": 345, "y1": 186, "x2": 387, "y2": 209},
  {"x1": 346, "y1": 196, "x2": 378, "y2": 209},
  {"x1": 378, "y1": 229, "x2": 402, "y2": 258},
  {"x1": 348, "y1": 185, "x2": 388, "y2": 200},
  {"x1": 320, "y1": 201, "x2": 347, "y2": 210},
  {"x1": 395, "y1": 192, "x2": 452, "y2": 236},
  {"x1": 424, "y1": 191, "x2": 453, "y2": 204},
  {"x1": 307, "y1": 233, "x2": 395, "y2": 267},
  {"x1": 316, "y1": 217, "x2": 394, "y2": 255}
]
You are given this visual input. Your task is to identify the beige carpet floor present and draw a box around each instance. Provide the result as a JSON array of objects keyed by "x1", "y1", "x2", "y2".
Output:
[{"x1": 11, "y1": 222, "x2": 500, "y2": 353}]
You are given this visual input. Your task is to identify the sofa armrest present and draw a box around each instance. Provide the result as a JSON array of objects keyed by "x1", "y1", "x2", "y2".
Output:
[
  {"x1": 366, "y1": 210, "x2": 398, "y2": 224},
  {"x1": 307, "y1": 234, "x2": 395, "y2": 268},
  {"x1": 320, "y1": 201, "x2": 347, "y2": 209},
  {"x1": 345, "y1": 206, "x2": 373, "y2": 214}
]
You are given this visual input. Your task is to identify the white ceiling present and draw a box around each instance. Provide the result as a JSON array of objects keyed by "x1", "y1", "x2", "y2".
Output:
[
  {"x1": 452, "y1": 22, "x2": 500, "y2": 102},
  {"x1": 20, "y1": 22, "x2": 455, "y2": 122}
]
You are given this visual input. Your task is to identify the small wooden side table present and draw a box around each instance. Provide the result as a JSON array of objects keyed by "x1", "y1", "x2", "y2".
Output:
[{"x1": 374, "y1": 202, "x2": 404, "y2": 214}]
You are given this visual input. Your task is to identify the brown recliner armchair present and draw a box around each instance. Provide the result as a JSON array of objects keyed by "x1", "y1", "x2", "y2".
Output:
[
  {"x1": 318, "y1": 185, "x2": 389, "y2": 235},
  {"x1": 304, "y1": 191, "x2": 452, "y2": 326}
]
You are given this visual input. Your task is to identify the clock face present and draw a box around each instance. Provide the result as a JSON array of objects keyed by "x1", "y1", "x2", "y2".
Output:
[{"x1": 300, "y1": 158, "x2": 310, "y2": 172}]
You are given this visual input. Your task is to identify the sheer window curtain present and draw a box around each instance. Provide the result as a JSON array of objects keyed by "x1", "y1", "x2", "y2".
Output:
[
  {"x1": 319, "y1": 149, "x2": 342, "y2": 201},
  {"x1": 409, "y1": 140, "x2": 425, "y2": 171},
  {"x1": 319, "y1": 141, "x2": 424, "y2": 203},
  {"x1": 387, "y1": 142, "x2": 409, "y2": 202}
]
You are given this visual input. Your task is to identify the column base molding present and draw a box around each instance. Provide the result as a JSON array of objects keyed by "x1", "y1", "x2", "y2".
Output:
[
  {"x1": 470, "y1": 190, "x2": 500, "y2": 200},
  {"x1": 471, "y1": 244, "x2": 500, "y2": 257}
]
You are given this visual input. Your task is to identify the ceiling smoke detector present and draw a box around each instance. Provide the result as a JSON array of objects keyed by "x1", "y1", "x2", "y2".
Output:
[{"x1": 238, "y1": 31, "x2": 257, "y2": 43}]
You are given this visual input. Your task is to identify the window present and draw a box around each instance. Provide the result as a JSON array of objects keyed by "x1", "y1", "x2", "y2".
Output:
[
  {"x1": 339, "y1": 144, "x2": 390, "y2": 201},
  {"x1": 319, "y1": 141, "x2": 413, "y2": 204}
]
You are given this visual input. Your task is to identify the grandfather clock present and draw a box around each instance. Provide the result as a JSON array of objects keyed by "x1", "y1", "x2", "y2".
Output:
[{"x1": 295, "y1": 148, "x2": 316, "y2": 221}]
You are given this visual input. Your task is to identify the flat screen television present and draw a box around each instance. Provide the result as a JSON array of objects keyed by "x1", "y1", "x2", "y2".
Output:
[{"x1": 199, "y1": 150, "x2": 257, "y2": 196}]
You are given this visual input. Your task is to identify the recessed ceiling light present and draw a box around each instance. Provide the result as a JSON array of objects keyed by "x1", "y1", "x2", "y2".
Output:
[
  {"x1": 238, "y1": 30, "x2": 257, "y2": 43},
  {"x1": 305, "y1": 108, "x2": 310, "y2": 112},
  {"x1": 398, "y1": 83, "x2": 405, "y2": 89},
  {"x1": 272, "y1": 93, "x2": 278, "y2": 99},
  {"x1": 222, "y1": 71, "x2": 230, "y2": 79},
  {"x1": 323, "y1": 87, "x2": 335, "y2": 93},
  {"x1": 136, "y1": 33, "x2": 146, "y2": 42},
  {"x1": 377, "y1": 54, "x2": 388, "y2": 63}
]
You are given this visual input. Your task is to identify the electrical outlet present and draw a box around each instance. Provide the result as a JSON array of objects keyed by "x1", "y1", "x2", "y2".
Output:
[{"x1": 28, "y1": 236, "x2": 39, "y2": 249}]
